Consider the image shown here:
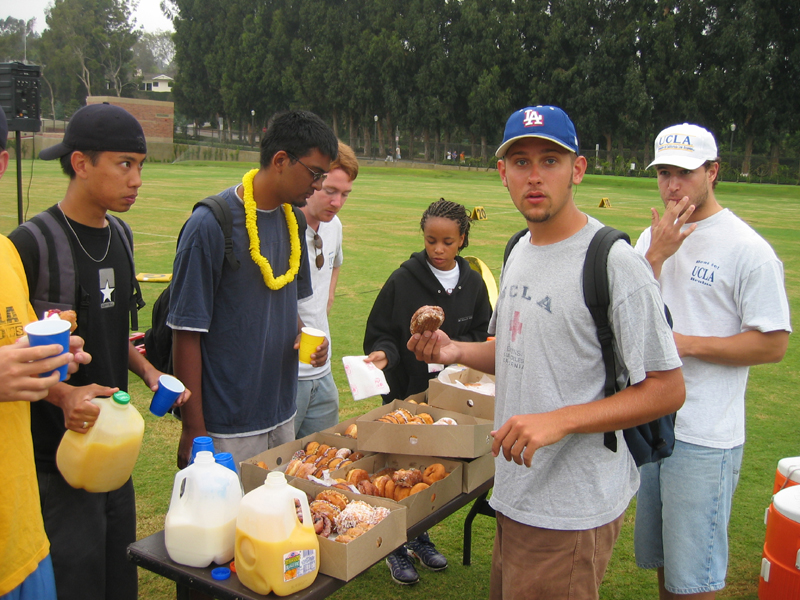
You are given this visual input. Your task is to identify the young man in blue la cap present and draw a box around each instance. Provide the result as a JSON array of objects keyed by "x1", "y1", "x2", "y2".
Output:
[
  {"x1": 408, "y1": 105, "x2": 685, "y2": 599},
  {"x1": 9, "y1": 102, "x2": 188, "y2": 600},
  {"x1": 633, "y1": 124, "x2": 790, "y2": 599}
]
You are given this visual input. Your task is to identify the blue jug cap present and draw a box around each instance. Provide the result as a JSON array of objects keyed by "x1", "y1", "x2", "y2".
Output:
[{"x1": 211, "y1": 567, "x2": 231, "y2": 580}]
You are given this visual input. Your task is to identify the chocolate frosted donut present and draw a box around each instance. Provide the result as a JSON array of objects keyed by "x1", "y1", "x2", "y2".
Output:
[{"x1": 410, "y1": 305, "x2": 445, "y2": 335}]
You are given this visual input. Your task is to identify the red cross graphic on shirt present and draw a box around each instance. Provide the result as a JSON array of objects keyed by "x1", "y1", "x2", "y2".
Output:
[{"x1": 510, "y1": 311, "x2": 523, "y2": 342}]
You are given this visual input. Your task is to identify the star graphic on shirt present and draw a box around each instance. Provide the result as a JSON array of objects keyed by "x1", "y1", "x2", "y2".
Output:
[{"x1": 101, "y1": 281, "x2": 115, "y2": 302}]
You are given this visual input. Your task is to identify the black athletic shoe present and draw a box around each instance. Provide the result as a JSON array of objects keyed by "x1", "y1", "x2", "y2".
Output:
[
  {"x1": 386, "y1": 547, "x2": 420, "y2": 585},
  {"x1": 406, "y1": 532, "x2": 448, "y2": 571}
]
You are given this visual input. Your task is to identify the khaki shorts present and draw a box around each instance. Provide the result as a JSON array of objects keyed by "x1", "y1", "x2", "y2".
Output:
[{"x1": 490, "y1": 510, "x2": 624, "y2": 600}]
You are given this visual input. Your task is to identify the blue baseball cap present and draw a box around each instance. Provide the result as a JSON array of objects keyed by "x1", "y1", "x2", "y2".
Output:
[{"x1": 496, "y1": 105, "x2": 579, "y2": 157}]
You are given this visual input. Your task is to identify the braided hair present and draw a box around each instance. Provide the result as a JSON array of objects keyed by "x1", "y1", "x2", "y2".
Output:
[{"x1": 420, "y1": 198, "x2": 472, "y2": 250}]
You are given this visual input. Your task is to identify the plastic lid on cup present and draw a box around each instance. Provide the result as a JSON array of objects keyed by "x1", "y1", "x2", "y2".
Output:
[{"x1": 112, "y1": 391, "x2": 131, "y2": 405}]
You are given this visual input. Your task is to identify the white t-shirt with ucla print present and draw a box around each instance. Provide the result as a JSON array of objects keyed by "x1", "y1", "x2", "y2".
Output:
[{"x1": 636, "y1": 208, "x2": 791, "y2": 449}]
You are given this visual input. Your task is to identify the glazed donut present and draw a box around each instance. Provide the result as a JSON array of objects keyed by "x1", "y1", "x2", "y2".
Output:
[
  {"x1": 317, "y1": 444, "x2": 331, "y2": 456},
  {"x1": 372, "y1": 475, "x2": 391, "y2": 497},
  {"x1": 409, "y1": 482, "x2": 430, "y2": 495},
  {"x1": 315, "y1": 489, "x2": 349, "y2": 511},
  {"x1": 338, "y1": 459, "x2": 353, "y2": 469},
  {"x1": 417, "y1": 412, "x2": 434, "y2": 425},
  {"x1": 305, "y1": 441, "x2": 320, "y2": 455},
  {"x1": 410, "y1": 305, "x2": 445, "y2": 335},
  {"x1": 349, "y1": 452, "x2": 365, "y2": 462},
  {"x1": 335, "y1": 447, "x2": 352, "y2": 459},
  {"x1": 392, "y1": 468, "x2": 423, "y2": 488},
  {"x1": 433, "y1": 417, "x2": 458, "y2": 426},
  {"x1": 384, "y1": 480, "x2": 396, "y2": 500},
  {"x1": 296, "y1": 463, "x2": 316, "y2": 480},
  {"x1": 345, "y1": 468, "x2": 370, "y2": 486},
  {"x1": 309, "y1": 499, "x2": 341, "y2": 521},
  {"x1": 344, "y1": 424, "x2": 358, "y2": 439},
  {"x1": 326, "y1": 457, "x2": 344, "y2": 471},
  {"x1": 357, "y1": 480, "x2": 378, "y2": 496},
  {"x1": 394, "y1": 486, "x2": 412, "y2": 501},
  {"x1": 423, "y1": 463, "x2": 447, "y2": 485}
]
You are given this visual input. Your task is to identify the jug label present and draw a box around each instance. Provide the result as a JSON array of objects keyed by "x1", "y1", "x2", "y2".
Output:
[{"x1": 283, "y1": 549, "x2": 316, "y2": 582}]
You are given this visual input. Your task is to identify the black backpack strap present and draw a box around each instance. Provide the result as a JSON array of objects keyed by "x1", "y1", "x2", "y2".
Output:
[
  {"x1": 108, "y1": 215, "x2": 146, "y2": 331},
  {"x1": 582, "y1": 226, "x2": 631, "y2": 453},
  {"x1": 503, "y1": 229, "x2": 528, "y2": 267},
  {"x1": 193, "y1": 195, "x2": 240, "y2": 271}
]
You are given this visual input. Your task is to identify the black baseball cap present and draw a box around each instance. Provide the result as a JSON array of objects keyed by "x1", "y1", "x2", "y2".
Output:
[
  {"x1": 39, "y1": 103, "x2": 146, "y2": 160},
  {"x1": 0, "y1": 108, "x2": 8, "y2": 150}
]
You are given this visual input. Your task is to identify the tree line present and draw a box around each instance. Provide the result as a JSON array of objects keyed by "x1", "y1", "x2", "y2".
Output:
[
  {"x1": 166, "y1": 0, "x2": 800, "y2": 173},
  {"x1": 2, "y1": 0, "x2": 799, "y2": 174}
]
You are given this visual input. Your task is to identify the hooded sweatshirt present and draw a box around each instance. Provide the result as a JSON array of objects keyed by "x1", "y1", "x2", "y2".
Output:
[{"x1": 364, "y1": 250, "x2": 492, "y2": 402}]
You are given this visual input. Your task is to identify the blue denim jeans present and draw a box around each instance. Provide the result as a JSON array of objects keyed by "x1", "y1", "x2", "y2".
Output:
[
  {"x1": 634, "y1": 440, "x2": 743, "y2": 594},
  {"x1": 294, "y1": 372, "x2": 340, "y2": 439}
]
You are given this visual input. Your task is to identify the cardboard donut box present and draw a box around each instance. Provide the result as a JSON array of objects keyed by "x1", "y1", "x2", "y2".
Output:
[
  {"x1": 428, "y1": 367, "x2": 496, "y2": 421},
  {"x1": 332, "y1": 453, "x2": 464, "y2": 526},
  {"x1": 356, "y1": 399, "x2": 493, "y2": 459},
  {"x1": 290, "y1": 478, "x2": 407, "y2": 581}
]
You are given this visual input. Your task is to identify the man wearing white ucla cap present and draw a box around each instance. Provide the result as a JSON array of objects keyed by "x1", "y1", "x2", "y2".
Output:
[
  {"x1": 408, "y1": 106, "x2": 684, "y2": 599},
  {"x1": 634, "y1": 124, "x2": 791, "y2": 598}
]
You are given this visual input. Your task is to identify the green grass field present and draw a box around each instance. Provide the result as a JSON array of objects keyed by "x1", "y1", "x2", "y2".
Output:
[{"x1": 1, "y1": 161, "x2": 797, "y2": 600}]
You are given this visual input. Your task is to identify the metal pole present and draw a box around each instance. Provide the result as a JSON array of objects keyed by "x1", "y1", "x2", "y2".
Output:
[{"x1": 16, "y1": 131, "x2": 23, "y2": 224}]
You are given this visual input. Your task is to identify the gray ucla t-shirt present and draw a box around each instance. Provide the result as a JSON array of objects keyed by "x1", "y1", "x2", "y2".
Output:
[{"x1": 489, "y1": 217, "x2": 680, "y2": 530}]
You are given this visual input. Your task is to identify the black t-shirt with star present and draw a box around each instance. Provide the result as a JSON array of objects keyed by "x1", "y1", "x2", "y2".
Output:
[{"x1": 10, "y1": 214, "x2": 132, "y2": 469}]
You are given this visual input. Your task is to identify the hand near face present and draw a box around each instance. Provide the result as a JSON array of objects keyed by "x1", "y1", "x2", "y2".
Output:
[{"x1": 646, "y1": 196, "x2": 697, "y2": 278}]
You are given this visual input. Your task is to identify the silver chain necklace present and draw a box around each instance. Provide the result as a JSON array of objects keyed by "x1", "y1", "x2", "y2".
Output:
[{"x1": 57, "y1": 203, "x2": 112, "y2": 263}]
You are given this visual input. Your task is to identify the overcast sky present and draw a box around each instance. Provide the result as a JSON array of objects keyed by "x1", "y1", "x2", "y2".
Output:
[{"x1": 6, "y1": 0, "x2": 174, "y2": 34}]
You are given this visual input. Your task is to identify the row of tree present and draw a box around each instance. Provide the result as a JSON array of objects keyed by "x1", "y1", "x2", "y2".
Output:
[
  {"x1": 167, "y1": 0, "x2": 800, "y2": 171},
  {"x1": 1, "y1": 2, "x2": 173, "y2": 120}
]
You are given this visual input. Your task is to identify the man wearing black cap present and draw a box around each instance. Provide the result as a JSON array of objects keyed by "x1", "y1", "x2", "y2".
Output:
[
  {"x1": 9, "y1": 103, "x2": 187, "y2": 600},
  {"x1": 408, "y1": 106, "x2": 685, "y2": 599}
]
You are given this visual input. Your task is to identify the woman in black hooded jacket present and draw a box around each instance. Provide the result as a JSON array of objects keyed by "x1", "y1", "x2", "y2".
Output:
[{"x1": 363, "y1": 198, "x2": 492, "y2": 404}]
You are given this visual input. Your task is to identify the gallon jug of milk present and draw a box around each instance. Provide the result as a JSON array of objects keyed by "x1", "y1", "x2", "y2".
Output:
[
  {"x1": 164, "y1": 451, "x2": 243, "y2": 568},
  {"x1": 56, "y1": 391, "x2": 144, "y2": 492},
  {"x1": 235, "y1": 471, "x2": 319, "y2": 596}
]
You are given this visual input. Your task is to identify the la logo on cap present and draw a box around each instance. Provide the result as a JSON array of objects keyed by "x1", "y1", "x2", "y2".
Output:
[{"x1": 523, "y1": 109, "x2": 544, "y2": 127}]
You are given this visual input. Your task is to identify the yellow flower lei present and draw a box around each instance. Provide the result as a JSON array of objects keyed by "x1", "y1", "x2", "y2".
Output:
[{"x1": 242, "y1": 168, "x2": 301, "y2": 290}]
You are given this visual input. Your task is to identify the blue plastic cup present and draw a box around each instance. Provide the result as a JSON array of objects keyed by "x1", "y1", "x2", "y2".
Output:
[
  {"x1": 24, "y1": 319, "x2": 71, "y2": 382},
  {"x1": 190, "y1": 436, "x2": 215, "y2": 464},
  {"x1": 215, "y1": 452, "x2": 238, "y2": 474},
  {"x1": 149, "y1": 374, "x2": 185, "y2": 417}
]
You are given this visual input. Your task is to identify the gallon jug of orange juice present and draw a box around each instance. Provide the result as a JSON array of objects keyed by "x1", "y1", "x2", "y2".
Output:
[
  {"x1": 56, "y1": 391, "x2": 144, "y2": 492},
  {"x1": 165, "y1": 451, "x2": 243, "y2": 568},
  {"x1": 235, "y1": 471, "x2": 319, "y2": 596}
]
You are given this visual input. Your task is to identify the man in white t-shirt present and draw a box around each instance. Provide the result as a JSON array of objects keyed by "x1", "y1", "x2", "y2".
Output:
[
  {"x1": 294, "y1": 142, "x2": 358, "y2": 438},
  {"x1": 633, "y1": 123, "x2": 791, "y2": 599}
]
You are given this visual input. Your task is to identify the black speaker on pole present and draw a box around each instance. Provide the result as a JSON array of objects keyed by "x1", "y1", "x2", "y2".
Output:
[{"x1": 0, "y1": 62, "x2": 43, "y2": 225}]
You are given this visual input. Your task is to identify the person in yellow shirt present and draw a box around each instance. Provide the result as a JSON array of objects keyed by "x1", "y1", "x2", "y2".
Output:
[{"x1": 0, "y1": 108, "x2": 90, "y2": 599}]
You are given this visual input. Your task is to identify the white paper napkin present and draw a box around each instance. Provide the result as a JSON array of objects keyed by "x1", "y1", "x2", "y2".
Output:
[{"x1": 342, "y1": 356, "x2": 391, "y2": 401}]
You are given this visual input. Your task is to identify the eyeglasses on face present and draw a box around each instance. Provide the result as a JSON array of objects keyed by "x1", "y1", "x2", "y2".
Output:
[
  {"x1": 287, "y1": 152, "x2": 328, "y2": 183},
  {"x1": 313, "y1": 232, "x2": 324, "y2": 269}
]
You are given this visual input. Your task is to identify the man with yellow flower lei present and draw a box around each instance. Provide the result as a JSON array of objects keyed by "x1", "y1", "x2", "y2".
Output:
[{"x1": 168, "y1": 110, "x2": 339, "y2": 468}]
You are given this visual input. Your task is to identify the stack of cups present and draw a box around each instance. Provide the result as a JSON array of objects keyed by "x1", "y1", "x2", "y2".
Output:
[{"x1": 190, "y1": 436, "x2": 215, "y2": 465}]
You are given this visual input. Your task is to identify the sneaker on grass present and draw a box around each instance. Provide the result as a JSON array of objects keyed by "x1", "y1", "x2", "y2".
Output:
[
  {"x1": 386, "y1": 547, "x2": 420, "y2": 585},
  {"x1": 406, "y1": 531, "x2": 448, "y2": 571}
]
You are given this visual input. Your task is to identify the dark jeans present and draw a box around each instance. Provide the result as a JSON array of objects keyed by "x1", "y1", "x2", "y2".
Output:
[{"x1": 37, "y1": 470, "x2": 137, "y2": 600}]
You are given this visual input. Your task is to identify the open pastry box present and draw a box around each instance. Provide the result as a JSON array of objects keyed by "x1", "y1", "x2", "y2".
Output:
[
  {"x1": 331, "y1": 453, "x2": 463, "y2": 526},
  {"x1": 427, "y1": 368, "x2": 495, "y2": 422},
  {"x1": 240, "y1": 433, "x2": 362, "y2": 494},
  {"x1": 355, "y1": 399, "x2": 493, "y2": 459},
  {"x1": 289, "y1": 478, "x2": 407, "y2": 581}
]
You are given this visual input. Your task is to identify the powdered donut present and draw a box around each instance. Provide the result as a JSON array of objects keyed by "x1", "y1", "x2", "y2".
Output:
[{"x1": 410, "y1": 305, "x2": 445, "y2": 335}]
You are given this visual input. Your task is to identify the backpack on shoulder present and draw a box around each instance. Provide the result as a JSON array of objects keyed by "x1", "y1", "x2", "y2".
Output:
[
  {"x1": 144, "y1": 195, "x2": 240, "y2": 374},
  {"x1": 143, "y1": 195, "x2": 308, "y2": 374},
  {"x1": 19, "y1": 205, "x2": 145, "y2": 330},
  {"x1": 503, "y1": 226, "x2": 676, "y2": 467}
]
